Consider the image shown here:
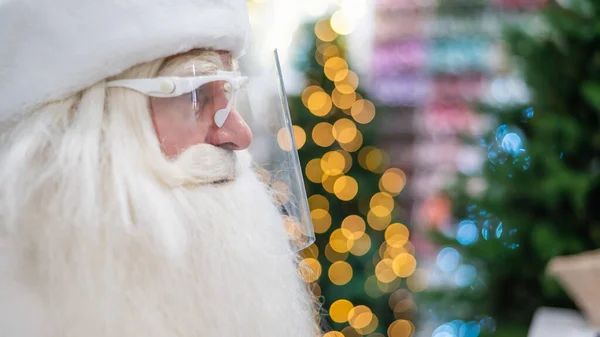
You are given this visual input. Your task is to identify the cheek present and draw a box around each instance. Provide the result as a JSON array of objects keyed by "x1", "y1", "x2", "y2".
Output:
[{"x1": 150, "y1": 99, "x2": 210, "y2": 157}]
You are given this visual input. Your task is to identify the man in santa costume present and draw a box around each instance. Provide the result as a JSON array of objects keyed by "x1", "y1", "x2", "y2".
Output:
[{"x1": 0, "y1": 0, "x2": 319, "y2": 336}]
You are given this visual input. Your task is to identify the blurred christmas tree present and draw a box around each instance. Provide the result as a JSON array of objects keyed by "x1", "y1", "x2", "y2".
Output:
[
  {"x1": 422, "y1": 0, "x2": 600, "y2": 335},
  {"x1": 288, "y1": 18, "x2": 423, "y2": 336}
]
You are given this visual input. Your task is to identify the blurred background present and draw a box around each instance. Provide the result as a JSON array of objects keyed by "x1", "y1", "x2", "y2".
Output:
[{"x1": 246, "y1": 0, "x2": 600, "y2": 336}]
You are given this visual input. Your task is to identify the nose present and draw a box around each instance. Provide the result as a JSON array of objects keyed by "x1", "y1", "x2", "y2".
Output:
[{"x1": 207, "y1": 106, "x2": 252, "y2": 150}]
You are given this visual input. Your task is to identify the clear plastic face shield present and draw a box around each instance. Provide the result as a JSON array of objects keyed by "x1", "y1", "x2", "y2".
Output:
[{"x1": 107, "y1": 50, "x2": 315, "y2": 252}]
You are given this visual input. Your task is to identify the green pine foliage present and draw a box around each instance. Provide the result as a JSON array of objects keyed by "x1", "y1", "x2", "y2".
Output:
[
  {"x1": 424, "y1": 0, "x2": 600, "y2": 333},
  {"x1": 288, "y1": 21, "x2": 413, "y2": 334}
]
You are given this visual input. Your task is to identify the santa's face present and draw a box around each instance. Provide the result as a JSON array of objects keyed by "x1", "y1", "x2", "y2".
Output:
[
  {"x1": 0, "y1": 50, "x2": 318, "y2": 337},
  {"x1": 150, "y1": 51, "x2": 252, "y2": 158}
]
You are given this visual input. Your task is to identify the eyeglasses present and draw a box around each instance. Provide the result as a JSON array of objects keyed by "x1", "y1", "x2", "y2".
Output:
[{"x1": 107, "y1": 71, "x2": 248, "y2": 127}]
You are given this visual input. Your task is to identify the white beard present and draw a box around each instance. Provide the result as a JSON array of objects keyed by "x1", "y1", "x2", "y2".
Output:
[{"x1": 0, "y1": 140, "x2": 318, "y2": 337}]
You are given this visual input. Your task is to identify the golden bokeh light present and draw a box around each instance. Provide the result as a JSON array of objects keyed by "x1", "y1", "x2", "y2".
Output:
[
  {"x1": 367, "y1": 209, "x2": 392, "y2": 231},
  {"x1": 349, "y1": 233, "x2": 371, "y2": 256},
  {"x1": 385, "y1": 223, "x2": 410, "y2": 248},
  {"x1": 370, "y1": 192, "x2": 395, "y2": 217},
  {"x1": 393, "y1": 299, "x2": 417, "y2": 320},
  {"x1": 328, "y1": 261, "x2": 353, "y2": 285},
  {"x1": 301, "y1": 243, "x2": 319, "y2": 259},
  {"x1": 292, "y1": 125, "x2": 306, "y2": 150},
  {"x1": 308, "y1": 194, "x2": 329, "y2": 212},
  {"x1": 384, "y1": 245, "x2": 408, "y2": 260},
  {"x1": 334, "y1": 70, "x2": 359, "y2": 94},
  {"x1": 356, "y1": 314, "x2": 379, "y2": 335},
  {"x1": 332, "y1": 118, "x2": 358, "y2": 144},
  {"x1": 375, "y1": 258, "x2": 396, "y2": 283},
  {"x1": 329, "y1": 299, "x2": 354, "y2": 323},
  {"x1": 305, "y1": 158, "x2": 323, "y2": 183},
  {"x1": 358, "y1": 146, "x2": 376, "y2": 170},
  {"x1": 307, "y1": 91, "x2": 333, "y2": 117},
  {"x1": 316, "y1": 43, "x2": 341, "y2": 66},
  {"x1": 341, "y1": 326, "x2": 361, "y2": 337},
  {"x1": 330, "y1": 10, "x2": 356, "y2": 35},
  {"x1": 333, "y1": 176, "x2": 359, "y2": 201},
  {"x1": 298, "y1": 257, "x2": 321, "y2": 283},
  {"x1": 377, "y1": 277, "x2": 401, "y2": 293},
  {"x1": 325, "y1": 243, "x2": 349, "y2": 262},
  {"x1": 321, "y1": 151, "x2": 346, "y2": 176},
  {"x1": 388, "y1": 289, "x2": 412, "y2": 310},
  {"x1": 310, "y1": 282, "x2": 322, "y2": 297},
  {"x1": 314, "y1": 18, "x2": 338, "y2": 42},
  {"x1": 283, "y1": 215, "x2": 303, "y2": 242},
  {"x1": 407, "y1": 268, "x2": 429, "y2": 293},
  {"x1": 337, "y1": 150, "x2": 353, "y2": 173},
  {"x1": 331, "y1": 88, "x2": 357, "y2": 109},
  {"x1": 392, "y1": 253, "x2": 417, "y2": 278},
  {"x1": 321, "y1": 173, "x2": 341, "y2": 194},
  {"x1": 365, "y1": 275, "x2": 385, "y2": 298},
  {"x1": 312, "y1": 122, "x2": 335, "y2": 147},
  {"x1": 339, "y1": 129, "x2": 363, "y2": 152},
  {"x1": 276, "y1": 128, "x2": 293, "y2": 152},
  {"x1": 388, "y1": 319, "x2": 415, "y2": 337},
  {"x1": 324, "y1": 57, "x2": 348, "y2": 81},
  {"x1": 348, "y1": 305, "x2": 373, "y2": 330},
  {"x1": 379, "y1": 168, "x2": 407, "y2": 196},
  {"x1": 254, "y1": 167, "x2": 271, "y2": 185},
  {"x1": 323, "y1": 332, "x2": 345, "y2": 337},
  {"x1": 366, "y1": 148, "x2": 389, "y2": 173},
  {"x1": 271, "y1": 181, "x2": 290, "y2": 205},
  {"x1": 330, "y1": 228, "x2": 355, "y2": 253},
  {"x1": 302, "y1": 85, "x2": 324, "y2": 107},
  {"x1": 310, "y1": 208, "x2": 332, "y2": 234},
  {"x1": 341, "y1": 215, "x2": 366, "y2": 240},
  {"x1": 351, "y1": 99, "x2": 376, "y2": 124}
]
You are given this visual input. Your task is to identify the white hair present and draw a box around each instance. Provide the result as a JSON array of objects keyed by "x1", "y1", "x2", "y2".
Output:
[{"x1": 0, "y1": 50, "x2": 319, "y2": 336}]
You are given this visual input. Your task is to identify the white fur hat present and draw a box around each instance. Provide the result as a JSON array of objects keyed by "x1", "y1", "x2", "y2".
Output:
[{"x1": 0, "y1": 0, "x2": 250, "y2": 122}]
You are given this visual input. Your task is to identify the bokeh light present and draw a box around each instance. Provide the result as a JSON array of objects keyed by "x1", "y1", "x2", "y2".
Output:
[
  {"x1": 406, "y1": 268, "x2": 429, "y2": 292},
  {"x1": 371, "y1": 192, "x2": 395, "y2": 217},
  {"x1": 324, "y1": 57, "x2": 348, "y2": 81},
  {"x1": 308, "y1": 194, "x2": 329, "y2": 212},
  {"x1": 455, "y1": 264, "x2": 477, "y2": 287},
  {"x1": 348, "y1": 305, "x2": 374, "y2": 330},
  {"x1": 292, "y1": 125, "x2": 306, "y2": 150},
  {"x1": 322, "y1": 173, "x2": 341, "y2": 193},
  {"x1": 341, "y1": 215, "x2": 366, "y2": 240},
  {"x1": 379, "y1": 168, "x2": 407, "y2": 196},
  {"x1": 367, "y1": 209, "x2": 392, "y2": 231},
  {"x1": 351, "y1": 99, "x2": 376, "y2": 124},
  {"x1": 457, "y1": 220, "x2": 479, "y2": 245},
  {"x1": 385, "y1": 223, "x2": 410, "y2": 248},
  {"x1": 375, "y1": 258, "x2": 396, "y2": 283},
  {"x1": 323, "y1": 332, "x2": 345, "y2": 337},
  {"x1": 325, "y1": 243, "x2": 350, "y2": 262},
  {"x1": 339, "y1": 129, "x2": 364, "y2": 152},
  {"x1": 305, "y1": 158, "x2": 323, "y2": 183},
  {"x1": 329, "y1": 261, "x2": 353, "y2": 285},
  {"x1": 332, "y1": 88, "x2": 357, "y2": 109},
  {"x1": 321, "y1": 151, "x2": 346, "y2": 176},
  {"x1": 330, "y1": 9, "x2": 356, "y2": 35},
  {"x1": 349, "y1": 233, "x2": 371, "y2": 256},
  {"x1": 330, "y1": 228, "x2": 355, "y2": 253},
  {"x1": 310, "y1": 208, "x2": 332, "y2": 234},
  {"x1": 392, "y1": 253, "x2": 417, "y2": 278},
  {"x1": 312, "y1": 122, "x2": 335, "y2": 147},
  {"x1": 388, "y1": 319, "x2": 415, "y2": 337},
  {"x1": 437, "y1": 247, "x2": 461, "y2": 273},
  {"x1": 316, "y1": 43, "x2": 341, "y2": 66},
  {"x1": 276, "y1": 128, "x2": 293, "y2": 152},
  {"x1": 334, "y1": 69, "x2": 359, "y2": 94},
  {"x1": 307, "y1": 91, "x2": 333, "y2": 117},
  {"x1": 330, "y1": 299, "x2": 354, "y2": 323},
  {"x1": 301, "y1": 85, "x2": 323, "y2": 107},
  {"x1": 314, "y1": 18, "x2": 338, "y2": 42},
  {"x1": 332, "y1": 118, "x2": 358, "y2": 143},
  {"x1": 298, "y1": 257, "x2": 321, "y2": 283},
  {"x1": 334, "y1": 176, "x2": 359, "y2": 201}
]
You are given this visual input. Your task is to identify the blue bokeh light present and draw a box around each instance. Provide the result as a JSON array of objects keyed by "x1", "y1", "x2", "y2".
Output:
[
  {"x1": 482, "y1": 217, "x2": 502, "y2": 241},
  {"x1": 459, "y1": 321, "x2": 481, "y2": 337},
  {"x1": 457, "y1": 220, "x2": 479, "y2": 246},
  {"x1": 455, "y1": 265, "x2": 477, "y2": 287},
  {"x1": 437, "y1": 247, "x2": 461, "y2": 273},
  {"x1": 501, "y1": 133, "x2": 523, "y2": 156}
]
